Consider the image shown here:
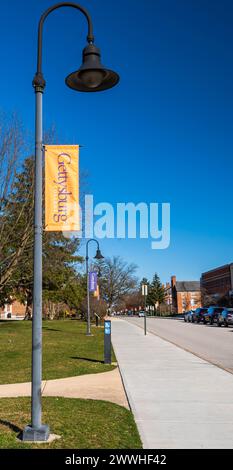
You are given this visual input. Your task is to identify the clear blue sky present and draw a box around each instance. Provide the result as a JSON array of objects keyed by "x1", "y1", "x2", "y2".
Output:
[{"x1": 1, "y1": 0, "x2": 233, "y2": 283}]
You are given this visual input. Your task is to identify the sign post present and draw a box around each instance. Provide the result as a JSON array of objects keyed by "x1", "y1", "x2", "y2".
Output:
[
  {"x1": 142, "y1": 284, "x2": 148, "y2": 335},
  {"x1": 94, "y1": 313, "x2": 100, "y2": 327},
  {"x1": 104, "y1": 320, "x2": 111, "y2": 364}
]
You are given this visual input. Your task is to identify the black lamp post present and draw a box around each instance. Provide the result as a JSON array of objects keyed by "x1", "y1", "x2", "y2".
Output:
[
  {"x1": 23, "y1": 2, "x2": 119, "y2": 442},
  {"x1": 86, "y1": 239, "x2": 104, "y2": 336}
]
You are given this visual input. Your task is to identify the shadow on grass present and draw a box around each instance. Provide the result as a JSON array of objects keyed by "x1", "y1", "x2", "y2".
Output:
[
  {"x1": 0, "y1": 418, "x2": 22, "y2": 435},
  {"x1": 70, "y1": 356, "x2": 104, "y2": 364},
  {"x1": 42, "y1": 327, "x2": 62, "y2": 332},
  {"x1": 0, "y1": 320, "x2": 19, "y2": 324}
]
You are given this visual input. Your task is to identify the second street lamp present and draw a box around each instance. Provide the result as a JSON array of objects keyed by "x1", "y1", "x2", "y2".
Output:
[
  {"x1": 23, "y1": 2, "x2": 119, "y2": 442},
  {"x1": 86, "y1": 239, "x2": 104, "y2": 336},
  {"x1": 142, "y1": 283, "x2": 148, "y2": 336}
]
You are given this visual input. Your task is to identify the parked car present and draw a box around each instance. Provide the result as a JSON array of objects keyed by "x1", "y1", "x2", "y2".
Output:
[
  {"x1": 217, "y1": 308, "x2": 233, "y2": 327},
  {"x1": 184, "y1": 310, "x2": 194, "y2": 322},
  {"x1": 192, "y1": 307, "x2": 208, "y2": 323},
  {"x1": 127, "y1": 310, "x2": 133, "y2": 316},
  {"x1": 203, "y1": 306, "x2": 224, "y2": 325},
  {"x1": 138, "y1": 310, "x2": 145, "y2": 317}
]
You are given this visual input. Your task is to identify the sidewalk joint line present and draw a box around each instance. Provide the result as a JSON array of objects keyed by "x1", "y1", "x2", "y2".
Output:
[{"x1": 42, "y1": 380, "x2": 47, "y2": 395}]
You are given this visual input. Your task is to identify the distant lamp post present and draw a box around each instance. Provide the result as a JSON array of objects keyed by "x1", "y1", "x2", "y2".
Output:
[
  {"x1": 142, "y1": 283, "x2": 148, "y2": 335},
  {"x1": 23, "y1": 2, "x2": 119, "y2": 442},
  {"x1": 86, "y1": 239, "x2": 104, "y2": 336}
]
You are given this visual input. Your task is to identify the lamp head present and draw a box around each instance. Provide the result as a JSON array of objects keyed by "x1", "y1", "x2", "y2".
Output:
[
  {"x1": 65, "y1": 43, "x2": 119, "y2": 92},
  {"x1": 94, "y1": 248, "x2": 104, "y2": 260}
]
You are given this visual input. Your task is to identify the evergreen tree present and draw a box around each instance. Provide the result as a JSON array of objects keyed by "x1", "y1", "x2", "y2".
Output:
[
  {"x1": 0, "y1": 157, "x2": 33, "y2": 304},
  {"x1": 0, "y1": 156, "x2": 85, "y2": 313},
  {"x1": 147, "y1": 273, "x2": 165, "y2": 309}
]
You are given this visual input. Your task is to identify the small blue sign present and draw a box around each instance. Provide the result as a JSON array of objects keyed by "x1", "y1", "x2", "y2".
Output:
[{"x1": 105, "y1": 321, "x2": 111, "y2": 335}]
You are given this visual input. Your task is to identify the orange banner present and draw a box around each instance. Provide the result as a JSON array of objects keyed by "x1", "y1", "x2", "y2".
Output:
[
  {"x1": 94, "y1": 285, "x2": 100, "y2": 300},
  {"x1": 45, "y1": 145, "x2": 80, "y2": 232}
]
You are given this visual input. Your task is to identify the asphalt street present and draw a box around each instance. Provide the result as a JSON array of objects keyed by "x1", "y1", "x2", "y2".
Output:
[{"x1": 126, "y1": 316, "x2": 233, "y2": 373}]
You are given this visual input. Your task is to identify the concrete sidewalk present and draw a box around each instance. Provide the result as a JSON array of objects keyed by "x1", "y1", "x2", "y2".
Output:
[
  {"x1": 111, "y1": 319, "x2": 233, "y2": 449},
  {"x1": 0, "y1": 368, "x2": 129, "y2": 409}
]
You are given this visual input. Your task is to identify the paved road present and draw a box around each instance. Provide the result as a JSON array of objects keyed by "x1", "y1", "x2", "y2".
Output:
[
  {"x1": 112, "y1": 319, "x2": 233, "y2": 449},
  {"x1": 126, "y1": 316, "x2": 233, "y2": 373}
]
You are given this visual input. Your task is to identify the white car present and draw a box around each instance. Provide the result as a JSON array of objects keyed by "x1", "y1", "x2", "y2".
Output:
[{"x1": 138, "y1": 311, "x2": 145, "y2": 317}]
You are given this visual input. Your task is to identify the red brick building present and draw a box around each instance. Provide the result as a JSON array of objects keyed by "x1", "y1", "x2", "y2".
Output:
[
  {"x1": 0, "y1": 300, "x2": 26, "y2": 319},
  {"x1": 201, "y1": 262, "x2": 233, "y2": 304},
  {"x1": 171, "y1": 276, "x2": 201, "y2": 313},
  {"x1": 164, "y1": 282, "x2": 173, "y2": 311}
]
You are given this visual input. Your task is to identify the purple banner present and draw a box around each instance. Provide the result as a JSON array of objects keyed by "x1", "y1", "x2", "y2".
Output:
[{"x1": 89, "y1": 271, "x2": 97, "y2": 292}]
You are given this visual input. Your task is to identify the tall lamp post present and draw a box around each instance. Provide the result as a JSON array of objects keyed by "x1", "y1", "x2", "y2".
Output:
[
  {"x1": 86, "y1": 239, "x2": 104, "y2": 336},
  {"x1": 23, "y1": 2, "x2": 119, "y2": 442}
]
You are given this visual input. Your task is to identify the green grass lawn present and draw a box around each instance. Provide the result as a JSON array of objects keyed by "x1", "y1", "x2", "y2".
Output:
[
  {"x1": 0, "y1": 397, "x2": 142, "y2": 449},
  {"x1": 0, "y1": 320, "x2": 116, "y2": 384}
]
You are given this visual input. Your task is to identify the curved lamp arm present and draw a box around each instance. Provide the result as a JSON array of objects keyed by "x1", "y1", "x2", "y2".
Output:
[
  {"x1": 33, "y1": 2, "x2": 94, "y2": 90},
  {"x1": 86, "y1": 238, "x2": 99, "y2": 260}
]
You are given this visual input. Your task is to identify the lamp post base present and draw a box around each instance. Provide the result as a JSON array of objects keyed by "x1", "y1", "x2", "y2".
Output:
[{"x1": 22, "y1": 424, "x2": 50, "y2": 442}]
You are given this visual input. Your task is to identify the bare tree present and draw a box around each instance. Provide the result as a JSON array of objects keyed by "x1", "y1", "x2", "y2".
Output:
[
  {"x1": 0, "y1": 112, "x2": 24, "y2": 203},
  {"x1": 0, "y1": 122, "x2": 58, "y2": 298},
  {"x1": 201, "y1": 288, "x2": 218, "y2": 307},
  {"x1": 90, "y1": 296, "x2": 108, "y2": 321},
  {"x1": 182, "y1": 293, "x2": 191, "y2": 312},
  {"x1": 95, "y1": 256, "x2": 138, "y2": 312},
  {"x1": 0, "y1": 113, "x2": 29, "y2": 296}
]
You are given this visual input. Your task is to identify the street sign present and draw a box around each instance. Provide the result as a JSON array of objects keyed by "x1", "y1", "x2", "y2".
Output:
[
  {"x1": 104, "y1": 320, "x2": 111, "y2": 335},
  {"x1": 142, "y1": 284, "x2": 148, "y2": 296},
  {"x1": 104, "y1": 320, "x2": 111, "y2": 364}
]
